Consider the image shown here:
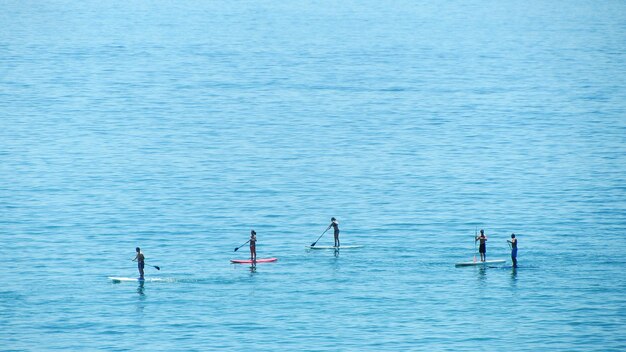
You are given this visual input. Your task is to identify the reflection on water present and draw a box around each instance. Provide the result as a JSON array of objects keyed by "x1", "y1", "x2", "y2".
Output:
[
  {"x1": 510, "y1": 267, "x2": 518, "y2": 288},
  {"x1": 476, "y1": 267, "x2": 487, "y2": 285},
  {"x1": 137, "y1": 281, "x2": 145, "y2": 296},
  {"x1": 136, "y1": 281, "x2": 146, "y2": 317}
]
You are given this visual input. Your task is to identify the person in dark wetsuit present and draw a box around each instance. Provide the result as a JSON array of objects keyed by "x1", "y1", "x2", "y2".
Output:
[
  {"x1": 475, "y1": 229, "x2": 487, "y2": 262},
  {"x1": 132, "y1": 247, "x2": 145, "y2": 280},
  {"x1": 328, "y1": 217, "x2": 340, "y2": 247},
  {"x1": 249, "y1": 230, "x2": 257, "y2": 263},
  {"x1": 507, "y1": 233, "x2": 518, "y2": 268}
]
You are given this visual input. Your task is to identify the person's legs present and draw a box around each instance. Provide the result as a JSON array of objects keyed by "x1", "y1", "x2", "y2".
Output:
[
  {"x1": 334, "y1": 231, "x2": 340, "y2": 247},
  {"x1": 138, "y1": 263, "x2": 144, "y2": 279}
]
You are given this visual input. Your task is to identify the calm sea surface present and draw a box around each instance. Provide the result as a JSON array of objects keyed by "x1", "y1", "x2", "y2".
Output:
[{"x1": 1, "y1": 1, "x2": 625, "y2": 351}]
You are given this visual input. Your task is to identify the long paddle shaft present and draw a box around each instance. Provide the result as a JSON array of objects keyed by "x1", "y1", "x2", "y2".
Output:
[
  {"x1": 473, "y1": 227, "x2": 477, "y2": 262},
  {"x1": 311, "y1": 227, "x2": 330, "y2": 247},
  {"x1": 234, "y1": 240, "x2": 250, "y2": 252},
  {"x1": 146, "y1": 263, "x2": 161, "y2": 270}
]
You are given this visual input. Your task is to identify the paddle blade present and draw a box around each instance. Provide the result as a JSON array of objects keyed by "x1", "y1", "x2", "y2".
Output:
[
  {"x1": 234, "y1": 247, "x2": 239, "y2": 252},
  {"x1": 154, "y1": 266, "x2": 160, "y2": 270},
  {"x1": 310, "y1": 242, "x2": 316, "y2": 247}
]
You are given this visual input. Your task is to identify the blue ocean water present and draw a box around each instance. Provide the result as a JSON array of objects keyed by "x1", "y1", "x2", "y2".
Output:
[{"x1": 1, "y1": 0, "x2": 626, "y2": 350}]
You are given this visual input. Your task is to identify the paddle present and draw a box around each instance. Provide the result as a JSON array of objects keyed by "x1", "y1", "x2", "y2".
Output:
[
  {"x1": 473, "y1": 227, "x2": 477, "y2": 263},
  {"x1": 310, "y1": 227, "x2": 330, "y2": 247},
  {"x1": 146, "y1": 263, "x2": 161, "y2": 270},
  {"x1": 234, "y1": 240, "x2": 250, "y2": 252}
]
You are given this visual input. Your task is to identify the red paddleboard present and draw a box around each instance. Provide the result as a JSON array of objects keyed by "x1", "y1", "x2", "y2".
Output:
[{"x1": 230, "y1": 258, "x2": 278, "y2": 264}]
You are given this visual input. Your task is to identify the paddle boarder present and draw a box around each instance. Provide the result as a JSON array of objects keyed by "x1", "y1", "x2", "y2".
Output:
[
  {"x1": 249, "y1": 230, "x2": 257, "y2": 263},
  {"x1": 475, "y1": 230, "x2": 487, "y2": 262},
  {"x1": 507, "y1": 234, "x2": 518, "y2": 268},
  {"x1": 132, "y1": 247, "x2": 145, "y2": 280},
  {"x1": 328, "y1": 217, "x2": 340, "y2": 247}
]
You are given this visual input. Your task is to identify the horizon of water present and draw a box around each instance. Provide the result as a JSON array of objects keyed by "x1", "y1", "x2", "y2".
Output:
[{"x1": 1, "y1": 1, "x2": 625, "y2": 351}]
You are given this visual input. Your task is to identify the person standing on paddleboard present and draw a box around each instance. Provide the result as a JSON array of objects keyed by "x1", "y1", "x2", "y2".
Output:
[
  {"x1": 132, "y1": 247, "x2": 145, "y2": 280},
  {"x1": 328, "y1": 217, "x2": 340, "y2": 247},
  {"x1": 507, "y1": 234, "x2": 518, "y2": 268},
  {"x1": 475, "y1": 230, "x2": 487, "y2": 262},
  {"x1": 249, "y1": 230, "x2": 257, "y2": 263}
]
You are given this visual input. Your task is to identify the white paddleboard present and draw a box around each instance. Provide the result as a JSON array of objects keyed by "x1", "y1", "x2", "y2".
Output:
[
  {"x1": 307, "y1": 245, "x2": 363, "y2": 249},
  {"x1": 230, "y1": 258, "x2": 278, "y2": 264},
  {"x1": 455, "y1": 259, "x2": 506, "y2": 267},
  {"x1": 108, "y1": 277, "x2": 165, "y2": 282}
]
